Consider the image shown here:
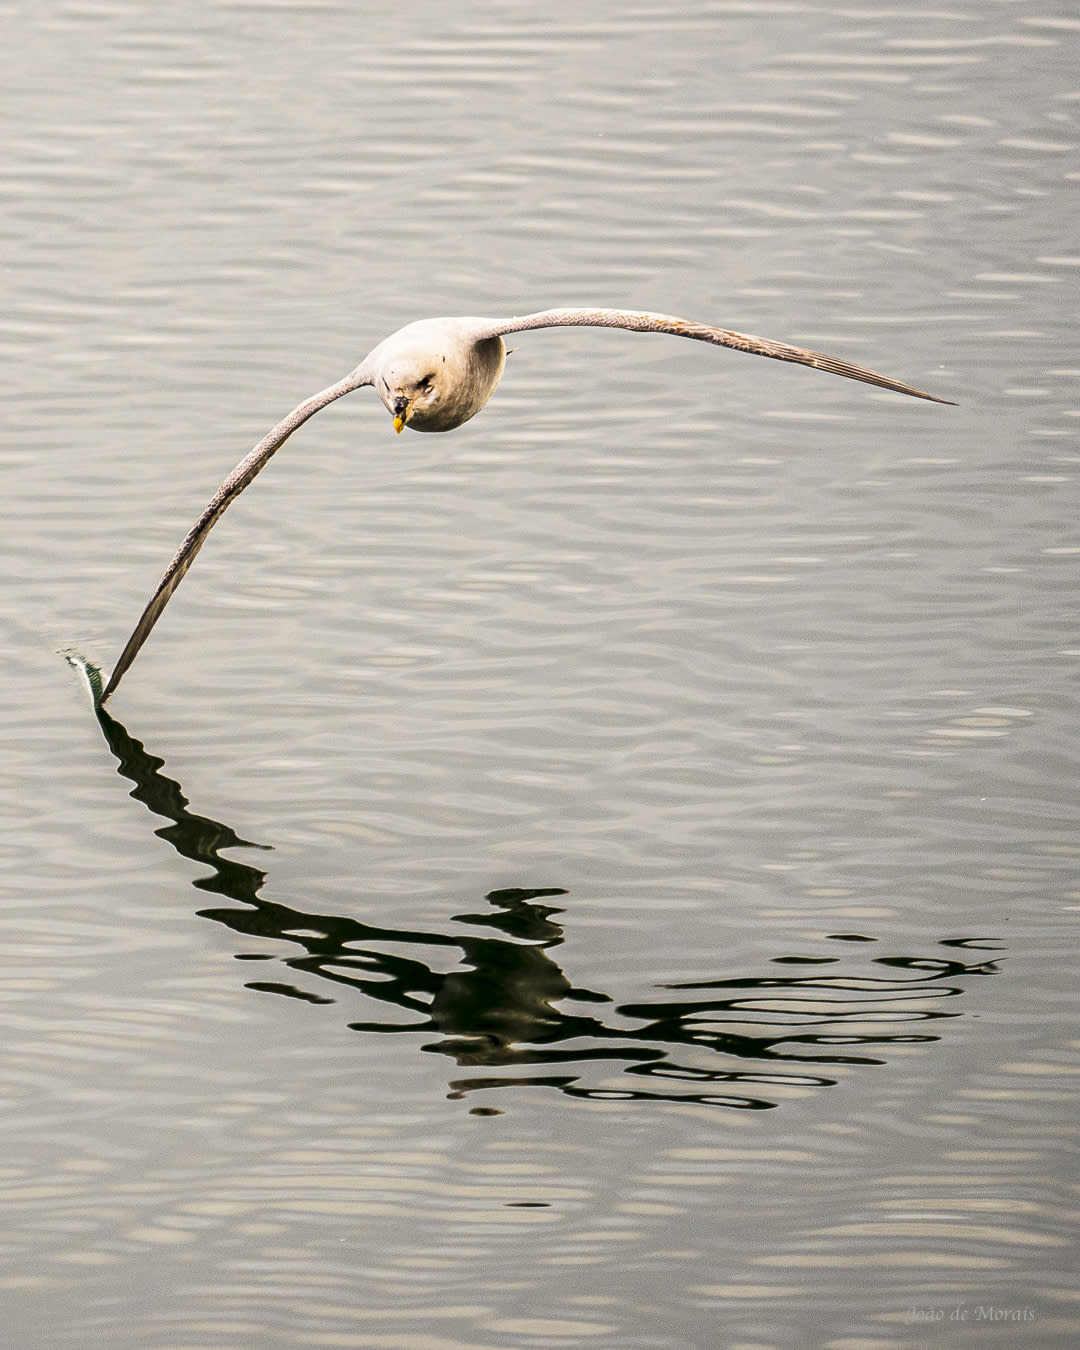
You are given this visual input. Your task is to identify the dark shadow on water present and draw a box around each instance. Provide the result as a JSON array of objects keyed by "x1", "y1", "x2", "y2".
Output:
[{"x1": 93, "y1": 700, "x2": 1003, "y2": 1111}]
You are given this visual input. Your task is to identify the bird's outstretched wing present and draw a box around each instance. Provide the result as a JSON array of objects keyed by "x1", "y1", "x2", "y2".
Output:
[
  {"x1": 470, "y1": 308, "x2": 955, "y2": 405},
  {"x1": 100, "y1": 367, "x2": 372, "y2": 704}
]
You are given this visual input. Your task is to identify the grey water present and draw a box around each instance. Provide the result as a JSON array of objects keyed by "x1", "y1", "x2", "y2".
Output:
[{"x1": 3, "y1": 2, "x2": 1079, "y2": 1347}]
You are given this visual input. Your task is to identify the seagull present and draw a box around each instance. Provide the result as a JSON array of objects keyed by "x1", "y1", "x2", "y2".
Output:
[{"x1": 98, "y1": 306, "x2": 954, "y2": 703}]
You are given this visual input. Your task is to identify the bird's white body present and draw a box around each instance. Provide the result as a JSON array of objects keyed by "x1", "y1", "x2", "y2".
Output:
[{"x1": 364, "y1": 317, "x2": 507, "y2": 432}]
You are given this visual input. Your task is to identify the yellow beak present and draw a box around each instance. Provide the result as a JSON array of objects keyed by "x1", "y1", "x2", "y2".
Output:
[
  {"x1": 393, "y1": 414, "x2": 406, "y2": 434},
  {"x1": 392, "y1": 397, "x2": 411, "y2": 434}
]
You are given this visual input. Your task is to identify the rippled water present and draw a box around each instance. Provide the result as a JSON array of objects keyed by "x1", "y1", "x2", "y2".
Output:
[{"x1": 4, "y1": 1, "x2": 1079, "y2": 1347}]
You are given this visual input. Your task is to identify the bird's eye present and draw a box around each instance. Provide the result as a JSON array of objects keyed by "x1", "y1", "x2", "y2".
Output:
[{"x1": 418, "y1": 374, "x2": 435, "y2": 390}]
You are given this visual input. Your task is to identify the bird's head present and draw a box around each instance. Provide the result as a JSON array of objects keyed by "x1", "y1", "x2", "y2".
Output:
[
  {"x1": 370, "y1": 321, "x2": 507, "y2": 434},
  {"x1": 377, "y1": 358, "x2": 442, "y2": 433}
]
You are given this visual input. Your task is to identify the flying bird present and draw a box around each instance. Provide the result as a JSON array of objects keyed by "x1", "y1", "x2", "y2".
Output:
[{"x1": 99, "y1": 306, "x2": 954, "y2": 703}]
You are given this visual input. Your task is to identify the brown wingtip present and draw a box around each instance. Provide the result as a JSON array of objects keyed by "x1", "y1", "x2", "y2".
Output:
[{"x1": 894, "y1": 383, "x2": 957, "y2": 407}]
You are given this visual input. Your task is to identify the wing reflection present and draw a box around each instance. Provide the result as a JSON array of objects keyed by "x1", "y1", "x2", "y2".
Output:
[{"x1": 93, "y1": 701, "x2": 1002, "y2": 1111}]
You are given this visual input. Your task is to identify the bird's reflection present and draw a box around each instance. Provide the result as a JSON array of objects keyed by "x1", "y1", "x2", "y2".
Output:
[{"x1": 93, "y1": 699, "x2": 1002, "y2": 1110}]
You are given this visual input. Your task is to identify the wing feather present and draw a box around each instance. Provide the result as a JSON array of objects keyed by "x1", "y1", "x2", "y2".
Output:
[
  {"x1": 471, "y1": 308, "x2": 954, "y2": 404},
  {"x1": 100, "y1": 368, "x2": 371, "y2": 704}
]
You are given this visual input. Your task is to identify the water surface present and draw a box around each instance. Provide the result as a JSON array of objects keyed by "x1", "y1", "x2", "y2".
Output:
[{"x1": 4, "y1": 2, "x2": 1079, "y2": 1346}]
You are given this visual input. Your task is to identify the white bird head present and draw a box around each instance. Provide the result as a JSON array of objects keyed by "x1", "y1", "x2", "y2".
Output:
[{"x1": 369, "y1": 318, "x2": 507, "y2": 434}]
